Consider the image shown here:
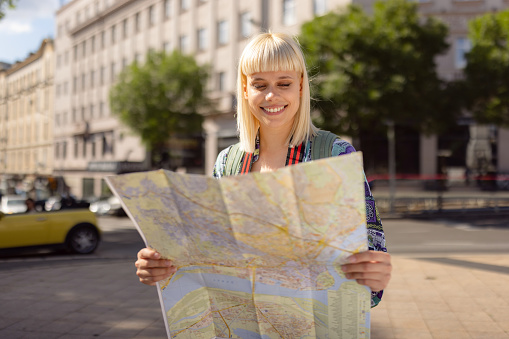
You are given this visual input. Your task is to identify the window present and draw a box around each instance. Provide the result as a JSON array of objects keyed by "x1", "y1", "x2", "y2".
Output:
[
  {"x1": 90, "y1": 104, "x2": 94, "y2": 118},
  {"x1": 81, "y1": 73, "x2": 86, "y2": 91},
  {"x1": 63, "y1": 141, "x2": 67, "y2": 159},
  {"x1": 74, "y1": 138, "x2": 78, "y2": 158},
  {"x1": 82, "y1": 41, "x2": 86, "y2": 58},
  {"x1": 123, "y1": 19, "x2": 128, "y2": 39},
  {"x1": 110, "y1": 62, "x2": 116, "y2": 82},
  {"x1": 217, "y1": 20, "x2": 228, "y2": 45},
  {"x1": 73, "y1": 76, "x2": 77, "y2": 93},
  {"x1": 283, "y1": 0, "x2": 296, "y2": 26},
  {"x1": 164, "y1": 0, "x2": 172, "y2": 18},
  {"x1": 74, "y1": 45, "x2": 78, "y2": 60},
  {"x1": 111, "y1": 24, "x2": 116, "y2": 44},
  {"x1": 180, "y1": 35, "x2": 189, "y2": 53},
  {"x1": 240, "y1": 12, "x2": 251, "y2": 38},
  {"x1": 90, "y1": 70, "x2": 94, "y2": 87},
  {"x1": 91, "y1": 35, "x2": 95, "y2": 53},
  {"x1": 180, "y1": 0, "x2": 189, "y2": 11},
  {"x1": 135, "y1": 12, "x2": 141, "y2": 32},
  {"x1": 197, "y1": 28, "x2": 207, "y2": 51},
  {"x1": 72, "y1": 108, "x2": 76, "y2": 123},
  {"x1": 100, "y1": 66, "x2": 105, "y2": 85},
  {"x1": 218, "y1": 71, "x2": 226, "y2": 92},
  {"x1": 313, "y1": 0, "x2": 327, "y2": 16},
  {"x1": 455, "y1": 37, "x2": 471, "y2": 69},
  {"x1": 122, "y1": 57, "x2": 127, "y2": 69},
  {"x1": 163, "y1": 42, "x2": 171, "y2": 53},
  {"x1": 148, "y1": 5, "x2": 155, "y2": 27}
]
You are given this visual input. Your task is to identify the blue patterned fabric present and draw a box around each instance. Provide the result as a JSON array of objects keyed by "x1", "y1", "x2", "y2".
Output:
[{"x1": 213, "y1": 134, "x2": 387, "y2": 308}]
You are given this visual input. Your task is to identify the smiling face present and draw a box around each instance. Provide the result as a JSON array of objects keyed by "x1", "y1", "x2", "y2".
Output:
[{"x1": 244, "y1": 70, "x2": 302, "y2": 132}]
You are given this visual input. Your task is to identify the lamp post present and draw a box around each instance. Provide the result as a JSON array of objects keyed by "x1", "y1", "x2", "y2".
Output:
[{"x1": 387, "y1": 120, "x2": 396, "y2": 215}]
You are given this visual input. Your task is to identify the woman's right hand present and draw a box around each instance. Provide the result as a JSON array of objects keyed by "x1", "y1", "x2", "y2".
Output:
[{"x1": 135, "y1": 248, "x2": 177, "y2": 286}]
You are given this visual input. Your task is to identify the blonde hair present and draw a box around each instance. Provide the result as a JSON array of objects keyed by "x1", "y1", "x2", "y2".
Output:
[{"x1": 236, "y1": 32, "x2": 317, "y2": 152}]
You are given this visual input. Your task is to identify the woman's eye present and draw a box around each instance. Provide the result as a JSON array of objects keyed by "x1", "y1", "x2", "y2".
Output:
[
  {"x1": 279, "y1": 83, "x2": 291, "y2": 87},
  {"x1": 253, "y1": 84, "x2": 266, "y2": 89}
]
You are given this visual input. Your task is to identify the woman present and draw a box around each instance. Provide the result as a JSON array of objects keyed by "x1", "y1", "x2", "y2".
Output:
[{"x1": 135, "y1": 32, "x2": 391, "y2": 307}]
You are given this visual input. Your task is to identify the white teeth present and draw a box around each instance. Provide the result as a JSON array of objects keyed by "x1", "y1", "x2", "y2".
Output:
[{"x1": 264, "y1": 106, "x2": 284, "y2": 113}]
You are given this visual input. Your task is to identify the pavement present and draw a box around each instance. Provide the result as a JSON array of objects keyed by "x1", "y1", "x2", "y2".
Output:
[{"x1": 0, "y1": 215, "x2": 508, "y2": 338}]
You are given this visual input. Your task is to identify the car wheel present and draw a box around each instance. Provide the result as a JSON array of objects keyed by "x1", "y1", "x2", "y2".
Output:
[{"x1": 66, "y1": 224, "x2": 99, "y2": 254}]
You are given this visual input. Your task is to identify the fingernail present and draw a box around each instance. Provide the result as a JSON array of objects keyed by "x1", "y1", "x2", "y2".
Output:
[
  {"x1": 341, "y1": 265, "x2": 347, "y2": 272},
  {"x1": 347, "y1": 256, "x2": 356, "y2": 263},
  {"x1": 166, "y1": 261, "x2": 173, "y2": 266},
  {"x1": 154, "y1": 252, "x2": 161, "y2": 259},
  {"x1": 345, "y1": 273, "x2": 351, "y2": 279}
]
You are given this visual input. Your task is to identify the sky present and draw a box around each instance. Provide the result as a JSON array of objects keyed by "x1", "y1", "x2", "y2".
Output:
[{"x1": 0, "y1": 0, "x2": 69, "y2": 64}]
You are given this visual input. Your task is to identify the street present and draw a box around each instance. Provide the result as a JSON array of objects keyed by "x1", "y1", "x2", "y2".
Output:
[{"x1": 0, "y1": 214, "x2": 508, "y2": 338}]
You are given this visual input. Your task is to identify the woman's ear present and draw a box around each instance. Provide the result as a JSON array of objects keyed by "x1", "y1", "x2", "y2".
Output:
[{"x1": 243, "y1": 81, "x2": 249, "y2": 99}]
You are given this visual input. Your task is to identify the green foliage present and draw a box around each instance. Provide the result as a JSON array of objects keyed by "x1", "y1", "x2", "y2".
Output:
[
  {"x1": 300, "y1": 0, "x2": 457, "y2": 137},
  {"x1": 0, "y1": 0, "x2": 17, "y2": 20},
  {"x1": 464, "y1": 10, "x2": 509, "y2": 127},
  {"x1": 109, "y1": 50, "x2": 210, "y2": 159}
]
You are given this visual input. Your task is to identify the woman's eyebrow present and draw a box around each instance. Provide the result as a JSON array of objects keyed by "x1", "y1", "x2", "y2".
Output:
[{"x1": 251, "y1": 75, "x2": 295, "y2": 81}]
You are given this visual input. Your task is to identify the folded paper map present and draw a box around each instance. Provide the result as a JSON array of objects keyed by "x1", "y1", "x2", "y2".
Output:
[{"x1": 106, "y1": 152, "x2": 370, "y2": 339}]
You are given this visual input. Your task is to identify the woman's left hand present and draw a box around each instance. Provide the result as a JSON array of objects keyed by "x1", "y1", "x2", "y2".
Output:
[{"x1": 341, "y1": 250, "x2": 392, "y2": 292}]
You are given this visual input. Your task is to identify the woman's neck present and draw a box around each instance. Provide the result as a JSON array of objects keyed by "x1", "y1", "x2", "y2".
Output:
[{"x1": 258, "y1": 125, "x2": 292, "y2": 153}]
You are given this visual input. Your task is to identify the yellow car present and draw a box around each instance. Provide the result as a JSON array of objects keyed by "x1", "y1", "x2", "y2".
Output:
[{"x1": 0, "y1": 209, "x2": 101, "y2": 254}]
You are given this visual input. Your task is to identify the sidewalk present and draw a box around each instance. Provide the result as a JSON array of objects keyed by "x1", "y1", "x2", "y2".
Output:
[{"x1": 371, "y1": 254, "x2": 509, "y2": 339}]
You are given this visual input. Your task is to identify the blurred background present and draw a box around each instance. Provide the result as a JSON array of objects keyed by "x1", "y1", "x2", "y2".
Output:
[{"x1": 0, "y1": 1, "x2": 509, "y2": 338}]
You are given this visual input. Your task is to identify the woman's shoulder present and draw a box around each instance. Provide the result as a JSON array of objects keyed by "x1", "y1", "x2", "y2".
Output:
[
  {"x1": 212, "y1": 145, "x2": 234, "y2": 178},
  {"x1": 331, "y1": 137, "x2": 356, "y2": 156},
  {"x1": 309, "y1": 130, "x2": 356, "y2": 157}
]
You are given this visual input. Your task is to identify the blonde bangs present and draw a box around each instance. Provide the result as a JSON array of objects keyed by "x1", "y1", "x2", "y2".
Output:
[{"x1": 240, "y1": 36, "x2": 304, "y2": 78}]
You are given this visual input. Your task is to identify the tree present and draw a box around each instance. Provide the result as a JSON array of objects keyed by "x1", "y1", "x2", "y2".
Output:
[
  {"x1": 109, "y1": 50, "x2": 211, "y2": 168},
  {"x1": 464, "y1": 10, "x2": 509, "y2": 127},
  {"x1": 299, "y1": 0, "x2": 458, "y2": 139},
  {"x1": 0, "y1": 0, "x2": 17, "y2": 20}
]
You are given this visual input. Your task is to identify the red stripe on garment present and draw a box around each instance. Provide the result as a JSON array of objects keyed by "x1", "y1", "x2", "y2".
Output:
[
  {"x1": 288, "y1": 147, "x2": 295, "y2": 166},
  {"x1": 241, "y1": 153, "x2": 252, "y2": 174},
  {"x1": 294, "y1": 144, "x2": 302, "y2": 165}
]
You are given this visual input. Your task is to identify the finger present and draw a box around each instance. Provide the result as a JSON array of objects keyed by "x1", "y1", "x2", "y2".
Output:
[
  {"x1": 347, "y1": 250, "x2": 391, "y2": 264},
  {"x1": 137, "y1": 267, "x2": 176, "y2": 278},
  {"x1": 344, "y1": 270, "x2": 391, "y2": 290},
  {"x1": 135, "y1": 258, "x2": 174, "y2": 269},
  {"x1": 139, "y1": 274, "x2": 172, "y2": 286},
  {"x1": 342, "y1": 258, "x2": 392, "y2": 273},
  {"x1": 137, "y1": 248, "x2": 161, "y2": 260}
]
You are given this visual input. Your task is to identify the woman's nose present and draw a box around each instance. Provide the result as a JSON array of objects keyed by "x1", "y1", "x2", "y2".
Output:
[{"x1": 265, "y1": 87, "x2": 277, "y2": 100}]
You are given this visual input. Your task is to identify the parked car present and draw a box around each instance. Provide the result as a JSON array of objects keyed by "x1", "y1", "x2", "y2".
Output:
[
  {"x1": 0, "y1": 195, "x2": 27, "y2": 214},
  {"x1": 45, "y1": 195, "x2": 90, "y2": 211},
  {"x1": 89, "y1": 196, "x2": 126, "y2": 216},
  {"x1": 0, "y1": 209, "x2": 101, "y2": 254}
]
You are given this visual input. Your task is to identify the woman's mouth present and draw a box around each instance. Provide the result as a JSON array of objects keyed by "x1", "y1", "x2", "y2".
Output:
[{"x1": 262, "y1": 105, "x2": 287, "y2": 115}]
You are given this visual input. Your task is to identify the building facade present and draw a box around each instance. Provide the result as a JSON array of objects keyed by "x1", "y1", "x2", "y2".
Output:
[{"x1": 0, "y1": 39, "x2": 55, "y2": 197}]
